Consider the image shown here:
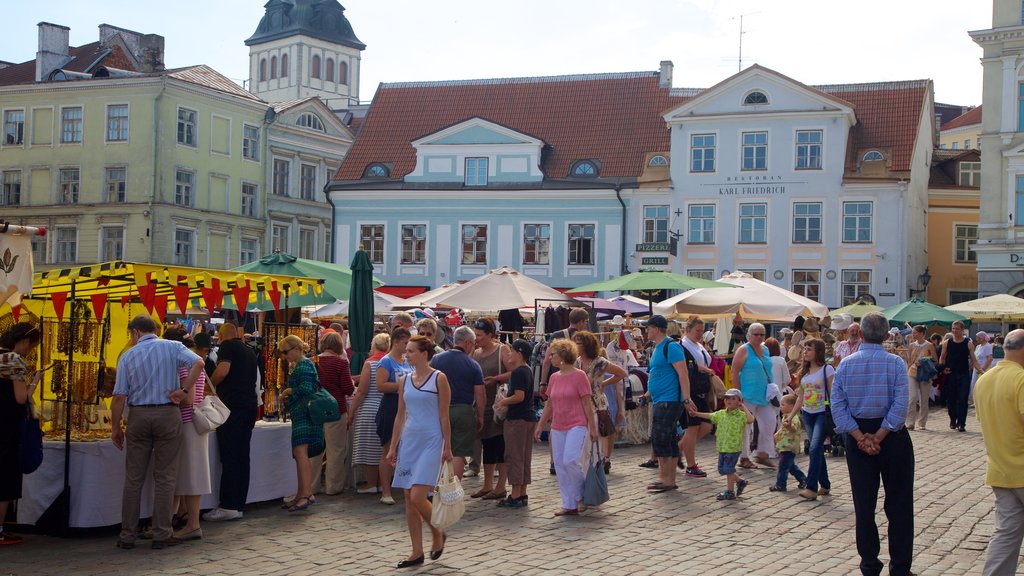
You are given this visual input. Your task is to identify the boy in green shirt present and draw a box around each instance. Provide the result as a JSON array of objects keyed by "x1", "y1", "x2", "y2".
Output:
[
  {"x1": 770, "y1": 394, "x2": 808, "y2": 492},
  {"x1": 689, "y1": 388, "x2": 754, "y2": 501}
]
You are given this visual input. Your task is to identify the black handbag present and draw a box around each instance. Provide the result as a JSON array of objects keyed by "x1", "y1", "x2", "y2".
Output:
[
  {"x1": 19, "y1": 402, "x2": 43, "y2": 474},
  {"x1": 822, "y1": 366, "x2": 836, "y2": 436}
]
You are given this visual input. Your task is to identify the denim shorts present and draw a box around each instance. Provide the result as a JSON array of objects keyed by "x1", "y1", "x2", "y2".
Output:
[
  {"x1": 651, "y1": 401, "x2": 684, "y2": 458},
  {"x1": 717, "y1": 451, "x2": 740, "y2": 475}
]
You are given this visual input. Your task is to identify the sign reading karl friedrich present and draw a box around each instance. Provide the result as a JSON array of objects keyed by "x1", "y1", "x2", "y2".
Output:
[{"x1": 699, "y1": 174, "x2": 802, "y2": 196}]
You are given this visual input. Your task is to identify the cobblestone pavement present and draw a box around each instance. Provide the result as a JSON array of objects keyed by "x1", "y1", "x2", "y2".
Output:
[{"x1": 1, "y1": 407, "x2": 1007, "y2": 576}]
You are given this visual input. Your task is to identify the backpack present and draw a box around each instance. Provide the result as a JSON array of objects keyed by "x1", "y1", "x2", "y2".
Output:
[{"x1": 679, "y1": 343, "x2": 711, "y2": 397}]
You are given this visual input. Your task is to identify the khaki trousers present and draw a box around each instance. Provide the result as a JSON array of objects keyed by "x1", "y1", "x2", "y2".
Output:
[
  {"x1": 120, "y1": 406, "x2": 182, "y2": 542},
  {"x1": 310, "y1": 419, "x2": 350, "y2": 495},
  {"x1": 906, "y1": 377, "x2": 933, "y2": 428}
]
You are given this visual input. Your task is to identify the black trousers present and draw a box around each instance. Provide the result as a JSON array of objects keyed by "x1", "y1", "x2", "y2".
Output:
[
  {"x1": 844, "y1": 418, "x2": 915, "y2": 576},
  {"x1": 217, "y1": 407, "x2": 257, "y2": 511},
  {"x1": 944, "y1": 371, "x2": 971, "y2": 428}
]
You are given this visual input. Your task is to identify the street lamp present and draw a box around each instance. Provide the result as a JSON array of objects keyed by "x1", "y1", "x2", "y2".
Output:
[{"x1": 909, "y1": 267, "x2": 932, "y2": 299}]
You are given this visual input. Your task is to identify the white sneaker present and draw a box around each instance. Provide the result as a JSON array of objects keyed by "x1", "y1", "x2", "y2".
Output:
[
  {"x1": 202, "y1": 507, "x2": 243, "y2": 521},
  {"x1": 380, "y1": 495, "x2": 395, "y2": 505},
  {"x1": 356, "y1": 486, "x2": 381, "y2": 495}
]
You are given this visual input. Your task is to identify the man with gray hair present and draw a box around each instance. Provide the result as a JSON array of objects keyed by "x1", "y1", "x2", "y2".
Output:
[
  {"x1": 831, "y1": 312, "x2": 914, "y2": 576},
  {"x1": 974, "y1": 329, "x2": 1024, "y2": 576},
  {"x1": 431, "y1": 325, "x2": 486, "y2": 478},
  {"x1": 391, "y1": 312, "x2": 414, "y2": 333}
]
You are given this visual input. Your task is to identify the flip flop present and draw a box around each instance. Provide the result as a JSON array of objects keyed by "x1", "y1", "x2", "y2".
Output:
[
  {"x1": 554, "y1": 509, "x2": 579, "y2": 517},
  {"x1": 646, "y1": 481, "x2": 667, "y2": 490},
  {"x1": 648, "y1": 484, "x2": 678, "y2": 493},
  {"x1": 738, "y1": 459, "x2": 758, "y2": 469}
]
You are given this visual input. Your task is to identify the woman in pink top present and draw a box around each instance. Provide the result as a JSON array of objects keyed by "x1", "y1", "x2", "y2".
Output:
[{"x1": 535, "y1": 338, "x2": 597, "y2": 517}]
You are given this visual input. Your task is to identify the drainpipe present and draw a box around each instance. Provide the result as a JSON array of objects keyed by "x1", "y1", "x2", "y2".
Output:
[
  {"x1": 325, "y1": 183, "x2": 336, "y2": 263},
  {"x1": 148, "y1": 77, "x2": 167, "y2": 263},
  {"x1": 615, "y1": 184, "x2": 628, "y2": 275}
]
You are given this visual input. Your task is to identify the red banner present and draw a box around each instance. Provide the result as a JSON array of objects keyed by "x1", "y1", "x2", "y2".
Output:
[
  {"x1": 232, "y1": 282, "x2": 251, "y2": 313},
  {"x1": 90, "y1": 294, "x2": 108, "y2": 321},
  {"x1": 173, "y1": 285, "x2": 191, "y2": 315},
  {"x1": 153, "y1": 295, "x2": 168, "y2": 323},
  {"x1": 51, "y1": 292, "x2": 69, "y2": 321},
  {"x1": 267, "y1": 281, "x2": 282, "y2": 311}
]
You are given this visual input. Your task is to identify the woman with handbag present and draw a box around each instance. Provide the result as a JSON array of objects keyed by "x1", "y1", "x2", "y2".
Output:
[
  {"x1": 731, "y1": 323, "x2": 778, "y2": 469},
  {"x1": 785, "y1": 338, "x2": 835, "y2": 501},
  {"x1": 535, "y1": 338, "x2": 598, "y2": 517},
  {"x1": 387, "y1": 335, "x2": 453, "y2": 568},
  {"x1": 162, "y1": 327, "x2": 212, "y2": 540},
  {"x1": 496, "y1": 339, "x2": 537, "y2": 508},
  {"x1": 278, "y1": 335, "x2": 324, "y2": 512},
  {"x1": 309, "y1": 331, "x2": 354, "y2": 495},
  {"x1": 470, "y1": 318, "x2": 510, "y2": 500},
  {"x1": 0, "y1": 322, "x2": 42, "y2": 546},
  {"x1": 572, "y1": 331, "x2": 626, "y2": 474},
  {"x1": 905, "y1": 325, "x2": 938, "y2": 430}
]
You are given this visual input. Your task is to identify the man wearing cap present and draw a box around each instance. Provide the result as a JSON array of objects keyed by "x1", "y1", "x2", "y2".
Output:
[
  {"x1": 830, "y1": 312, "x2": 914, "y2": 576},
  {"x1": 111, "y1": 314, "x2": 205, "y2": 549},
  {"x1": 832, "y1": 320, "x2": 861, "y2": 366},
  {"x1": 974, "y1": 328, "x2": 1024, "y2": 576},
  {"x1": 639, "y1": 315, "x2": 691, "y2": 492},
  {"x1": 204, "y1": 322, "x2": 259, "y2": 522}
]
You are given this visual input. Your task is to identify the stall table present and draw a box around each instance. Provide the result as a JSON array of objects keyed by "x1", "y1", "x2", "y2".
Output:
[{"x1": 18, "y1": 421, "x2": 295, "y2": 528}]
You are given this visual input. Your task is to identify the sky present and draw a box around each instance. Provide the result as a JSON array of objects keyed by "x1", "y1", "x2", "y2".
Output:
[{"x1": 3, "y1": 0, "x2": 992, "y2": 106}]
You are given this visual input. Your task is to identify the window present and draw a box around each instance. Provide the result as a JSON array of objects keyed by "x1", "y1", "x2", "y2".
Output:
[
  {"x1": 259, "y1": 58, "x2": 267, "y2": 81},
  {"x1": 173, "y1": 229, "x2": 194, "y2": 266},
  {"x1": 955, "y1": 224, "x2": 978, "y2": 263},
  {"x1": 270, "y1": 56, "x2": 277, "y2": 79},
  {"x1": 1, "y1": 171, "x2": 21, "y2": 206},
  {"x1": 174, "y1": 170, "x2": 194, "y2": 207},
  {"x1": 360, "y1": 224, "x2": 384, "y2": 264},
  {"x1": 104, "y1": 167, "x2": 126, "y2": 203},
  {"x1": 280, "y1": 53, "x2": 288, "y2": 77},
  {"x1": 687, "y1": 204, "x2": 715, "y2": 244},
  {"x1": 300, "y1": 164, "x2": 317, "y2": 200},
  {"x1": 842, "y1": 202, "x2": 873, "y2": 243},
  {"x1": 841, "y1": 270, "x2": 871, "y2": 306},
  {"x1": 1019, "y1": 82, "x2": 1024, "y2": 131},
  {"x1": 795, "y1": 130, "x2": 822, "y2": 170},
  {"x1": 59, "y1": 168, "x2": 79, "y2": 204},
  {"x1": 951, "y1": 142, "x2": 960, "y2": 150},
  {"x1": 243, "y1": 124, "x2": 260, "y2": 161},
  {"x1": 739, "y1": 203, "x2": 767, "y2": 243},
  {"x1": 568, "y1": 224, "x2": 595, "y2": 265},
  {"x1": 241, "y1": 182, "x2": 257, "y2": 217},
  {"x1": 273, "y1": 159, "x2": 289, "y2": 196},
  {"x1": 296, "y1": 114, "x2": 324, "y2": 132},
  {"x1": 298, "y1": 228, "x2": 316, "y2": 260},
  {"x1": 100, "y1": 227, "x2": 124, "y2": 261},
  {"x1": 339, "y1": 61, "x2": 348, "y2": 85},
  {"x1": 106, "y1": 104, "x2": 129, "y2": 142},
  {"x1": 643, "y1": 205, "x2": 669, "y2": 243},
  {"x1": 959, "y1": 161, "x2": 981, "y2": 187},
  {"x1": 863, "y1": 150, "x2": 884, "y2": 162},
  {"x1": 465, "y1": 158, "x2": 488, "y2": 186},
  {"x1": 461, "y1": 224, "x2": 488, "y2": 264},
  {"x1": 325, "y1": 58, "x2": 335, "y2": 82},
  {"x1": 687, "y1": 269, "x2": 714, "y2": 281},
  {"x1": 1017, "y1": 176, "x2": 1024, "y2": 225},
  {"x1": 743, "y1": 90, "x2": 769, "y2": 105},
  {"x1": 55, "y1": 228, "x2": 77, "y2": 263},
  {"x1": 792, "y1": 270, "x2": 820, "y2": 302},
  {"x1": 401, "y1": 224, "x2": 426, "y2": 264},
  {"x1": 690, "y1": 134, "x2": 716, "y2": 172},
  {"x1": 965, "y1": 139, "x2": 972, "y2": 149},
  {"x1": 792, "y1": 202, "x2": 822, "y2": 243},
  {"x1": 272, "y1": 224, "x2": 290, "y2": 253},
  {"x1": 311, "y1": 54, "x2": 321, "y2": 79},
  {"x1": 523, "y1": 224, "x2": 550, "y2": 265},
  {"x1": 4, "y1": 110, "x2": 24, "y2": 145},
  {"x1": 950, "y1": 291, "x2": 978, "y2": 305},
  {"x1": 648, "y1": 155, "x2": 669, "y2": 167},
  {"x1": 31, "y1": 236, "x2": 47, "y2": 264},
  {"x1": 940, "y1": 144, "x2": 948, "y2": 149},
  {"x1": 364, "y1": 164, "x2": 389, "y2": 178},
  {"x1": 324, "y1": 231, "x2": 332, "y2": 262},
  {"x1": 61, "y1": 107, "x2": 83, "y2": 143},
  {"x1": 240, "y1": 238, "x2": 258, "y2": 265},
  {"x1": 177, "y1": 108, "x2": 196, "y2": 146},
  {"x1": 742, "y1": 132, "x2": 768, "y2": 170},
  {"x1": 572, "y1": 161, "x2": 598, "y2": 177},
  {"x1": 747, "y1": 270, "x2": 767, "y2": 282}
]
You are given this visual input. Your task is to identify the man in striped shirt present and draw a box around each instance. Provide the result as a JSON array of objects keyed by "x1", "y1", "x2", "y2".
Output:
[
  {"x1": 831, "y1": 312, "x2": 914, "y2": 576},
  {"x1": 111, "y1": 315, "x2": 204, "y2": 550}
]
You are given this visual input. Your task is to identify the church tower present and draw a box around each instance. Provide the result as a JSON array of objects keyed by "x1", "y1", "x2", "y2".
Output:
[{"x1": 246, "y1": 0, "x2": 365, "y2": 108}]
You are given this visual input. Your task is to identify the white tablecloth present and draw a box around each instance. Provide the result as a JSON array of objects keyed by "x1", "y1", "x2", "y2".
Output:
[{"x1": 18, "y1": 420, "x2": 297, "y2": 528}]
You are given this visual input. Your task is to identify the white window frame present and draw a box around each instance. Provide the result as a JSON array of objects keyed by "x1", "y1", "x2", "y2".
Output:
[
  {"x1": 792, "y1": 269, "x2": 820, "y2": 302},
  {"x1": 239, "y1": 236, "x2": 260, "y2": 266},
  {"x1": 242, "y1": 123, "x2": 260, "y2": 162},
  {"x1": 642, "y1": 205, "x2": 670, "y2": 244},
  {"x1": 31, "y1": 235, "x2": 47, "y2": 264},
  {"x1": 465, "y1": 158, "x2": 488, "y2": 186},
  {"x1": 460, "y1": 222, "x2": 489, "y2": 266},
  {"x1": 521, "y1": 222, "x2": 552, "y2": 266},
  {"x1": 400, "y1": 222, "x2": 428, "y2": 265},
  {"x1": 241, "y1": 181, "x2": 258, "y2": 217},
  {"x1": 273, "y1": 158, "x2": 290, "y2": 196},
  {"x1": 174, "y1": 169, "x2": 195, "y2": 207},
  {"x1": 299, "y1": 163, "x2": 317, "y2": 200},
  {"x1": 54, "y1": 226, "x2": 79, "y2": 264},
  {"x1": 209, "y1": 113, "x2": 232, "y2": 157},
  {"x1": 58, "y1": 167, "x2": 80, "y2": 204},
  {"x1": 959, "y1": 161, "x2": 981, "y2": 187},
  {"x1": 841, "y1": 269, "x2": 871, "y2": 306},
  {"x1": 740, "y1": 130, "x2": 769, "y2": 171},
  {"x1": 566, "y1": 221, "x2": 597, "y2": 267},
  {"x1": 3, "y1": 108, "x2": 26, "y2": 147},
  {"x1": 842, "y1": 201, "x2": 874, "y2": 244},
  {"x1": 738, "y1": 202, "x2": 768, "y2": 244},
  {"x1": 104, "y1": 166, "x2": 127, "y2": 203},
  {"x1": 689, "y1": 133, "x2": 716, "y2": 173},
  {"x1": 105, "y1": 103, "x2": 130, "y2": 144},
  {"x1": 1, "y1": 170, "x2": 22, "y2": 206},
  {"x1": 792, "y1": 201, "x2": 822, "y2": 244},
  {"x1": 359, "y1": 222, "x2": 386, "y2": 266},
  {"x1": 59, "y1": 105, "x2": 83, "y2": 145},
  {"x1": 99, "y1": 225, "x2": 125, "y2": 262},
  {"x1": 271, "y1": 222, "x2": 291, "y2": 254},
  {"x1": 687, "y1": 203, "x2": 715, "y2": 244},
  {"x1": 794, "y1": 129, "x2": 823, "y2": 170},
  {"x1": 687, "y1": 269, "x2": 714, "y2": 280},
  {"x1": 172, "y1": 226, "x2": 196, "y2": 266},
  {"x1": 298, "y1": 226, "x2": 317, "y2": 260},
  {"x1": 954, "y1": 223, "x2": 978, "y2": 264},
  {"x1": 176, "y1": 106, "x2": 197, "y2": 147}
]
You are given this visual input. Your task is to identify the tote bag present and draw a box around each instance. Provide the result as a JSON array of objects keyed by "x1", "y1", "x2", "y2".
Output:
[
  {"x1": 431, "y1": 461, "x2": 466, "y2": 529},
  {"x1": 192, "y1": 382, "x2": 231, "y2": 434},
  {"x1": 307, "y1": 388, "x2": 342, "y2": 426},
  {"x1": 19, "y1": 403, "x2": 43, "y2": 474},
  {"x1": 583, "y1": 442, "x2": 609, "y2": 507}
]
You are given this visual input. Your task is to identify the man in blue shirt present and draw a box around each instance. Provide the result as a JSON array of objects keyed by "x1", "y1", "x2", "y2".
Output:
[
  {"x1": 640, "y1": 315, "x2": 690, "y2": 492},
  {"x1": 831, "y1": 312, "x2": 914, "y2": 576},
  {"x1": 431, "y1": 325, "x2": 485, "y2": 479}
]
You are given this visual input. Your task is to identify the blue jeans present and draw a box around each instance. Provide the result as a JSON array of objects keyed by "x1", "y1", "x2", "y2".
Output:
[
  {"x1": 802, "y1": 410, "x2": 831, "y2": 492},
  {"x1": 775, "y1": 450, "x2": 807, "y2": 490}
]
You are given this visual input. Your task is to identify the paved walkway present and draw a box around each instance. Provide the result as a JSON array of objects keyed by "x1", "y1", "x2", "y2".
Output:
[{"x1": 1, "y1": 407, "x2": 1005, "y2": 575}]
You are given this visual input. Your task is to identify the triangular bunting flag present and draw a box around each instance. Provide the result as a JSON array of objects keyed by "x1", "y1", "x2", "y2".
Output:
[
  {"x1": 121, "y1": 295, "x2": 132, "y2": 309},
  {"x1": 232, "y1": 282, "x2": 251, "y2": 313},
  {"x1": 267, "y1": 281, "x2": 282, "y2": 311},
  {"x1": 97, "y1": 277, "x2": 110, "y2": 287},
  {"x1": 90, "y1": 294, "x2": 108, "y2": 321},
  {"x1": 138, "y1": 282, "x2": 157, "y2": 313},
  {"x1": 51, "y1": 292, "x2": 69, "y2": 321},
  {"x1": 173, "y1": 285, "x2": 191, "y2": 315},
  {"x1": 153, "y1": 295, "x2": 168, "y2": 323},
  {"x1": 11, "y1": 303, "x2": 21, "y2": 323}
]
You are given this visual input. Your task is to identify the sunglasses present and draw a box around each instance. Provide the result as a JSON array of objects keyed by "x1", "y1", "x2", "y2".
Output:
[
  {"x1": 279, "y1": 346, "x2": 297, "y2": 354},
  {"x1": 473, "y1": 321, "x2": 490, "y2": 331}
]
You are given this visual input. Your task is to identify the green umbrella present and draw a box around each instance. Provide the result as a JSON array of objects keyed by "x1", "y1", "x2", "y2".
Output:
[
  {"x1": 567, "y1": 270, "x2": 736, "y2": 315},
  {"x1": 348, "y1": 249, "x2": 375, "y2": 377},
  {"x1": 831, "y1": 300, "x2": 884, "y2": 319},
  {"x1": 229, "y1": 252, "x2": 383, "y2": 311},
  {"x1": 881, "y1": 298, "x2": 971, "y2": 328}
]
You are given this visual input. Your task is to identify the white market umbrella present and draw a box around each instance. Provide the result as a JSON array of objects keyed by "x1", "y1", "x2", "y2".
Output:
[
  {"x1": 945, "y1": 293, "x2": 1024, "y2": 322},
  {"x1": 433, "y1": 266, "x2": 579, "y2": 312},
  {"x1": 309, "y1": 292, "x2": 400, "y2": 317},
  {"x1": 392, "y1": 283, "x2": 463, "y2": 310},
  {"x1": 654, "y1": 271, "x2": 829, "y2": 321}
]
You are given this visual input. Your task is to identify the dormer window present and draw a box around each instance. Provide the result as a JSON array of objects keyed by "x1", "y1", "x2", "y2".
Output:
[
  {"x1": 571, "y1": 160, "x2": 598, "y2": 177},
  {"x1": 863, "y1": 150, "x2": 884, "y2": 162},
  {"x1": 648, "y1": 155, "x2": 669, "y2": 167},
  {"x1": 297, "y1": 113, "x2": 325, "y2": 132},
  {"x1": 743, "y1": 90, "x2": 769, "y2": 105},
  {"x1": 364, "y1": 163, "x2": 389, "y2": 179}
]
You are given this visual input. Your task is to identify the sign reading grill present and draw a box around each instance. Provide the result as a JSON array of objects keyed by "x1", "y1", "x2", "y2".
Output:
[{"x1": 642, "y1": 257, "x2": 669, "y2": 266}]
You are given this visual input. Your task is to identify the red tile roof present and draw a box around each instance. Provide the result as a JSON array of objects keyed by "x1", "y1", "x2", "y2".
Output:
[
  {"x1": 336, "y1": 72, "x2": 685, "y2": 181},
  {"x1": 941, "y1": 105, "x2": 982, "y2": 130},
  {"x1": 0, "y1": 41, "x2": 128, "y2": 86}
]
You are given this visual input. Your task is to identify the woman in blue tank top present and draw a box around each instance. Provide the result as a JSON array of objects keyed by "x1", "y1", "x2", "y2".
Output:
[{"x1": 730, "y1": 323, "x2": 778, "y2": 469}]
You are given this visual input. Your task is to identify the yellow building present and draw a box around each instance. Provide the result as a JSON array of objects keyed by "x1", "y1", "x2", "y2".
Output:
[
  {"x1": 939, "y1": 106, "x2": 982, "y2": 151},
  {"x1": 927, "y1": 149, "x2": 980, "y2": 305}
]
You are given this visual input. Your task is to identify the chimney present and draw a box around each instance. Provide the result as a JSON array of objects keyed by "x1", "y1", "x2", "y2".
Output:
[
  {"x1": 659, "y1": 60, "x2": 673, "y2": 89},
  {"x1": 98, "y1": 24, "x2": 164, "y2": 73},
  {"x1": 137, "y1": 34, "x2": 165, "y2": 73},
  {"x1": 36, "y1": 22, "x2": 71, "y2": 82}
]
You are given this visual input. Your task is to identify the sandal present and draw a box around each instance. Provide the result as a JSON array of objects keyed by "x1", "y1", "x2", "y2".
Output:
[
  {"x1": 470, "y1": 488, "x2": 491, "y2": 498},
  {"x1": 481, "y1": 490, "x2": 507, "y2": 500},
  {"x1": 553, "y1": 509, "x2": 579, "y2": 517},
  {"x1": 754, "y1": 456, "x2": 776, "y2": 468},
  {"x1": 648, "y1": 484, "x2": 678, "y2": 493},
  {"x1": 738, "y1": 458, "x2": 758, "y2": 469},
  {"x1": 287, "y1": 496, "x2": 313, "y2": 512}
]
